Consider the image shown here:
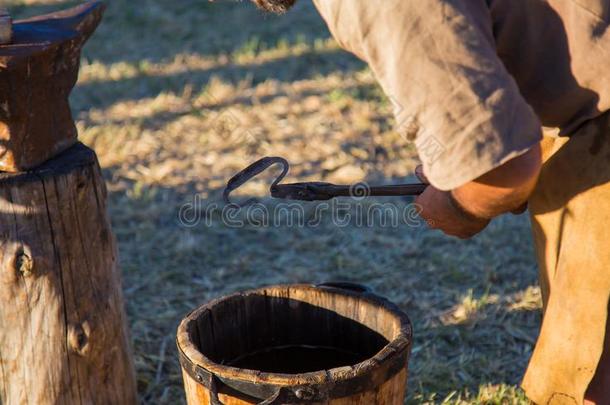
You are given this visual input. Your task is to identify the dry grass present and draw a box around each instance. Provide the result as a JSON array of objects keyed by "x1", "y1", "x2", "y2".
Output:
[{"x1": 9, "y1": 1, "x2": 541, "y2": 403}]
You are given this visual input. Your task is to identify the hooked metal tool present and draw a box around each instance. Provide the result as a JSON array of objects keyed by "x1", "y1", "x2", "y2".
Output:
[{"x1": 223, "y1": 157, "x2": 428, "y2": 206}]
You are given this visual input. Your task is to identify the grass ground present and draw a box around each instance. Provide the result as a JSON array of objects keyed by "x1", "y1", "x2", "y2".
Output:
[{"x1": 10, "y1": 1, "x2": 541, "y2": 403}]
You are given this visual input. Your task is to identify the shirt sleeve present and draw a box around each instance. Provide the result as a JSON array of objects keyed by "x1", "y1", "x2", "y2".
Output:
[{"x1": 313, "y1": 0, "x2": 542, "y2": 190}]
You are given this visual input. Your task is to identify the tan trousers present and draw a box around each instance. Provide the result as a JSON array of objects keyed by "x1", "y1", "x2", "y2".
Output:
[{"x1": 523, "y1": 112, "x2": 610, "y2": 404}]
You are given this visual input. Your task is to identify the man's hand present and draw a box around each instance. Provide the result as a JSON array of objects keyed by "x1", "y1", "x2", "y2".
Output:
[
  {"x1": 416, "y1": 186, "x2": 491, "y2": 239},
  {"x1": 415, "y1": 142, "x2": 542, "y2": 239}
]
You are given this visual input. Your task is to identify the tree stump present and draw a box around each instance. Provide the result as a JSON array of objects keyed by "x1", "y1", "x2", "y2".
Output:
[
  {"x1": 0, "y1": 2, "x2": 137, "y2": 402},
  {"x1": 0, "y1": 143, "x2": 137, "y2": 404}
]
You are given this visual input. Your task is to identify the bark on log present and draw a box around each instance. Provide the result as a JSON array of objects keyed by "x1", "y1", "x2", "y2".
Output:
[{"x1": 0, "y1": 143, "x2": 137, "y2": 404}]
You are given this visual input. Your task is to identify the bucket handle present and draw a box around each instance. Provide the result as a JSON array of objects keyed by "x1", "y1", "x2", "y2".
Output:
[
  {"x1": 179, "y1": 347, "x2": 326, "y2": 404},
  {"x1": 315, "y1": 281, "x2": 372, "y2": 294},
  {"x1": 208, "y1": 374, "x2": 319, "y2": 404}
]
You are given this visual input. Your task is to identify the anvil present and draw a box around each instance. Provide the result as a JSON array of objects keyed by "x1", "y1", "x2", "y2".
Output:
[{"x1": 0, "y1": 1, "x2": 105, "y2": 172}]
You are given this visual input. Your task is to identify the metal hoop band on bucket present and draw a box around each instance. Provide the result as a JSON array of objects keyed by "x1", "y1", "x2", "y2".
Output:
[{"x1": 177, "y1": 283, "x2": 412, "y2": 404}]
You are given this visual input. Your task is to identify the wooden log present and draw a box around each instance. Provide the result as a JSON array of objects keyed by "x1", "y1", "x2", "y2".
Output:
[
  {"x1": 0, "y1": 143, "x2": 137, "y2": 404},
  {"x1": 0, "y1": 1, "x2": 105, "y2": 172},
  {"x1": 177, "y1": 284, "x2": 412, "y2": 404}
]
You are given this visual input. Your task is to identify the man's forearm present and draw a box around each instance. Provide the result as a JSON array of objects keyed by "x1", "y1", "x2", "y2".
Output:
[
  {"x1": 414, "y1": 142, "x2": 542, "y2": 239},
  {"x1": 452, "y1": 143, "x2": 542, "y2": 219}
]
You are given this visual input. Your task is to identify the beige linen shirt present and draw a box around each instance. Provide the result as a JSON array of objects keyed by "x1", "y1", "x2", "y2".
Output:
[{"x1": 313, "y1": 0, "x2": 610, "y2": 190}]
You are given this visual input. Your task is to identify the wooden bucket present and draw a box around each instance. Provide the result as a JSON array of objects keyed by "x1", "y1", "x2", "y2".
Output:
[{"x1": 177, "y1": 283, "x2": 412, "y2": 404}]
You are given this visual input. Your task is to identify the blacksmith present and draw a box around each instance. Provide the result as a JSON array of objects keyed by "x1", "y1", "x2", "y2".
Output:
[{"x1": 252, "y1": 0, "x2": 610, "y2": 403}]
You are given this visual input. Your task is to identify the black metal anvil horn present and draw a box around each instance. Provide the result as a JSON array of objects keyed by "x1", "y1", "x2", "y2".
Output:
[
  {"x1": 224, "y1": 157, "x2": 428, "y2": 206},
  {"x1": 0, "y1": 1, "x2": 105, "y2": 172}
]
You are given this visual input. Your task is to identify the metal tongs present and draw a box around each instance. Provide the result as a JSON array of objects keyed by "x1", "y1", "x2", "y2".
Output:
[{"x1": 223, "y1": 157, "x2": 428, "y2": 206}]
